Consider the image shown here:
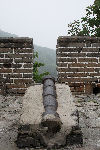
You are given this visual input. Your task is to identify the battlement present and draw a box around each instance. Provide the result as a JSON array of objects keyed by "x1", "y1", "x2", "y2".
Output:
[
  {"x1": 56, "y1": 36, "x2": 100, "y2": 94},
  {"x1": 0, "y1": 37, "x2": 33, "y2": 95}
]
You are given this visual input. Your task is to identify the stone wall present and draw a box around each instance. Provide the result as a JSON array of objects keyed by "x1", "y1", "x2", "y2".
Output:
[
  {"x1": 56, "y1": 36, "x2": 100, "y2": 94},
  {"x1": 0, "y1": 37, "x2": 33, "y2": 95}
]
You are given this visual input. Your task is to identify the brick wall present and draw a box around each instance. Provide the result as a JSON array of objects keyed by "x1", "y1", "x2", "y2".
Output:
[
  {"x1": 56, "y1": 36, "x2": 100, "y2": 94},
  {"x1": 0, "y1": 37, "x2": 33, "y2": 95}
]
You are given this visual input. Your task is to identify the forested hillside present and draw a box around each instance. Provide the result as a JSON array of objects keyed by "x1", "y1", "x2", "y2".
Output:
[{"x1": 34, "y1": 45, "x2": 57, "y2": 78}]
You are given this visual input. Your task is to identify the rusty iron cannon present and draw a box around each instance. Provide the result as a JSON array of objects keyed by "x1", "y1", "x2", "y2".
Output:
[{"x1": 41, "y1": 75, "x2": 62, "y2": 132}]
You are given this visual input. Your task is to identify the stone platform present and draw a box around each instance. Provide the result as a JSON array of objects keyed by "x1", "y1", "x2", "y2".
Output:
[{"x1": 16, "y1": 84, "x2": 82, "y2": 149}]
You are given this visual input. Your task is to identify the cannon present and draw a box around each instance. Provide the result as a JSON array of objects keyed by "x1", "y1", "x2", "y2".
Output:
[{"x1": 41, "y1": 75, "x2": 62, "y2": 132}]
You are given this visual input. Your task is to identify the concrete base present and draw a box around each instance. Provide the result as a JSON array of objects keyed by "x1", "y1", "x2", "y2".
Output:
[{"x1": 16, "y1": 84, "x2": 82, "y2": 149}]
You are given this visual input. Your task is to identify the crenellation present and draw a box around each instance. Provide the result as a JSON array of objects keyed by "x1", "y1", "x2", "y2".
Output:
[
  {"x1": 0, "y1": 37, "x2": 33, "y2": 96},
  {"x1": 57, "y1": 36, "x2": 100, "y2": 94}
]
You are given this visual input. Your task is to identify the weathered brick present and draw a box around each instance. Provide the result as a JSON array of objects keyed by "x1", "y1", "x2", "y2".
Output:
[
  {"x1": 72, "y1": 91, "x2": 84, "y2": 95},
  {"x1": 0, "y1": 89, "x2": 3, "y2": 95},
  {"x1": 59, "y1": 53, "x2": 86, "y2": 57},
  {"x1": 57, "y1": 63, "x2": 68, "y2": 67},
  {"x1": 14, "y1": 79, "x2": 32, "y2": 84},
  {"x1": 90, "y1": 73, "x2": 100, "y2": 77},
  {"x1": 68, "y1": 83, "x2": 84, "y2": 87},
  {"x1": 3, "y1": 63, "x2": 12, "y2": 68},
  {"x1": 70, "y1": 86, "x2": 84, "y2": 92},
  {"x1": 14, "y1": 49, "x2": 33, "y2": 53},
  {"x1": 23, "y1": 74, "x2": 32, "y2": 78},
  {"x1": 13, "y1": 69, "x2": 32, "y2": 73},
  {"x1": 57, "y1": 48, "x2": 82, "y2": 53},
  {"x1": 5, "y1": 54, "x2": 32, "y2": 58},
  {"x1": 70, "y1": 87, "x2": 75, "y2": 92},
  {"x1": 57, "y1": 58, "x2": 77, "y2": 63},
  {"x1": 78, "y1": 58, "x2": 98, "y2": 63},
  {"x1": 14, "y1": 58, "x2": 32, "y2": 63},
  {"x1": 16, "y1": 89, "x2": 27, "y2": 94},
  {"x1": 57, "y1": 42, "x2": 85, "y2": 47},
  {"x1": 59, "y1": 73, "x2": 89, "y2": 77},
  {"x1": 58, "y1": 77, "x2": 98, "y2": 83},
  {"x1": 0, "y1": 74, "x2": 3, "y2": 78},
  {"x1": 92, "y1": 43, "x2": 100, "y2": 47},
  {"x1": 57, "y1": 68, "x2": 94, "y2": 72},
  {"x1": 7, "y1": 88, "x2": 27, "y2": 95},
  {"x1": 23, "y1": 64, "x2": 33, "y2": 68},
  {"x1": 85, "y1": 42, "x2": 91, "y2": 47},
  {"x1": 0, "y1": 78, "x2": 13, "y2": 83},
  {"x1": 3, "y1": 64, "x2": 22, "y2": 68},
  {"x1": 87, "y1": 63, "x2": 100, "y2": 67},
  {"x1": 82, "y1": 48, "x2": 99, "y2": 52},
  {"x1": 12, "y1": 64, "x2": 22, "y2": 68},
  {"x1": 0, "y1": 79, "x2": 5, "y2": 84},
  {"x1": 0, "y1": 77, "x2": 5, "y2": 83},
  {"x1": 6, "y1": 84, "x2": 26, "y2": 89},
  {"x1": 4, "y1": 74, "x2": 22, "y2": 78},
  {"x1": 87, "y1": 53, "x2": 100, "y2": 57},
  {"x1": 0, "y1": 48, "x2": 13, "y2": 53},
  {"x1": 68, "y1": 63, "x2": 100, "y2": 68},
  {"x1": 57, "y1": 36, "x2": 100, "y2": 43},
  {"x1": 68, "y1": 63, "x2": 87, "y2": 68},
  {"x1": 97, "y1": 83, "x2": 100, "y2": 88},
  {"x1": 85, "y1": 83, "x2": 93, "y2": 94},
  {"x1": 98, "y1": 58, "x2": 100, "y2": 62},
  {"x1": 0, "y1": 43, "x2": 32, "y2": 48},
  {"x1": 0, "y1": 38, "x2": 33, "y2": 43},
  {"x1": 95, "y1": 68, "x2": 100, "y2": 73},
  {"x1": 0, "y1": 59, "x2": 13, "y2": 63},
  {"x1": 0, "y1": 54, "x2": 4, "y2": 58},
  {"x1": 68, "y1": 53, "x2": 86, "y2": 57},
  {"x1": 0, "y1": 69, "x2": 12, "y2": 73},
  {"x1": 0, "y1": 64, "x2": 3, "y2": 68}
]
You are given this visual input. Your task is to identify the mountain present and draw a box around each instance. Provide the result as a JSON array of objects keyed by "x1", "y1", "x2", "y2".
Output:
[
  {"x1": 0, "y1": 29, "x2": 17, "y2": 37},
  {"x1": 0, "y1": 29, "x2": 57, "y2": 78},
  {"x1": 34, "y1": 45, "x2": 57, "y2": 78}
]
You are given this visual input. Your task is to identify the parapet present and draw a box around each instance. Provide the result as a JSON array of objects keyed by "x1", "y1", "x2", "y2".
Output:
[
  {"x1": 56, "y1": 36, "x2": 100, "y2": 95},
  {"x1": 0, "y1": 37, "x2": 33, "y2": 95}
]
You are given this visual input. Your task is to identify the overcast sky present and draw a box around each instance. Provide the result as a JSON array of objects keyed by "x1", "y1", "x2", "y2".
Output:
[{"x1": 0, "y1": 0, "x2": 93, "y2": 49}]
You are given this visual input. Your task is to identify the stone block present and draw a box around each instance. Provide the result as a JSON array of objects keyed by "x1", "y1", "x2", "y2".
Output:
[
  {"x1": 78, "y1": 58, "x2": 98, "y2": 63},
  {"x1": 17, "y1": 84, "x2": 81, "y2": 148},
  {"x1": 85, "y1": 84, "x2": 93, "y2": 95}
]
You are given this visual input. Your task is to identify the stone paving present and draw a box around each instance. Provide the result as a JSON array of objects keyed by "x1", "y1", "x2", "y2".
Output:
[
  {"x1": 0, "y1": 93, "x2": 100, "y2": 150},
  {"x1": 74, "y1": 94, "x2": 100, "y2": 149}
]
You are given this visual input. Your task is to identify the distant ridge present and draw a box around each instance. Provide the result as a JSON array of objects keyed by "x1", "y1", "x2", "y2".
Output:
[
  {"x1": 0, "y1": 29, "x2": 17, "y2": 37},
  {"x1": 0, "y1": 29, "x2": 57, "y2": 78},
  {"x1": 34, "y1": 45, "x2": 57, "y2": 78}
]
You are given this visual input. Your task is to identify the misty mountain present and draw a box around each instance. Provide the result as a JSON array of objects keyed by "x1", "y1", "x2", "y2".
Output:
[
  {"x1": 0, "y1": 29, "x2": 17, "y2": 37},
  {"x1": 34, "y1": 45, "x2": 57, "y2": 78},
  {"x1": 0, "y1": 29, "x2": 57, "y2": 78}
]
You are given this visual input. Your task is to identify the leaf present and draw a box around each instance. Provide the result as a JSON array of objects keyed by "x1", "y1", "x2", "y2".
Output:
[
  {"x1": 67, "y1": 0, "x2": 100, "y2": 37},
  {"x1": 33, "y1": 51, "x2": 50, "y2": 83}
]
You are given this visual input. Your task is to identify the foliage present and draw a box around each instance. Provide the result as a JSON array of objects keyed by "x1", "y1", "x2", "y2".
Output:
[
  {"x1": 34, "y1": 45, "x2": 57, "y2": 78},
  {"x1": 33, "y1": 51, "x2": 49, "y2": 83},
  {"x1": 68, "y1": 0, "x2": 100, "y2": 37}
]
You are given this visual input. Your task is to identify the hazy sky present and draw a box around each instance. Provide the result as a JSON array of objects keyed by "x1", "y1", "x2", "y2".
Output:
[{"x1": 0, "y1": 0, "x2": 93, "y2": 49}]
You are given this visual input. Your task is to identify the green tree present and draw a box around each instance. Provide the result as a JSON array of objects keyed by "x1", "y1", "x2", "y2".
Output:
[
  {"x1": 33, "y1": 51, "x2": 49, "y2": 83},
  {"x1": 68, "y1": 0, "x2": 100, "y2": 37}
]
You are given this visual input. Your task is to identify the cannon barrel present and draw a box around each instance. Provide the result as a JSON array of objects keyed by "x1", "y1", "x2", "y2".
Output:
[{"x1": 41, "y1": 75, "x2": 62, "y2": 132}]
